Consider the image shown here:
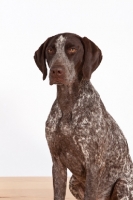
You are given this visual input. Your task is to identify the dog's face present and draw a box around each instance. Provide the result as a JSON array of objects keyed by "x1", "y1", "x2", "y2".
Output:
[
  {"x1": 34, "y1": 33, "x2": 102, "y2": 85},
  {"x1": 46, "y1": 34, "x2": 84, "y2": 85}
]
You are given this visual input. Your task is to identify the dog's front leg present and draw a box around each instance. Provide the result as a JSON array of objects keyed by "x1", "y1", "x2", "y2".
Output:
[
  {"x1": 84, "y1": 169, "x2": 100, "y2": 200},
  {"x1": 52, "y1": 157, "x2": 67, "y2": 200}
]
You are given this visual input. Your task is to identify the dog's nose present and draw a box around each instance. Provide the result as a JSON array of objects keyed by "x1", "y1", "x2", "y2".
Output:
[{"x1": 50, "y1": 66, "x2": 63, "y2": 77}]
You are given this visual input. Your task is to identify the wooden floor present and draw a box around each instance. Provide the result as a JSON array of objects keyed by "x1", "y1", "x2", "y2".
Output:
[{"x1": 0, "y1": 177, "x2": 75, "y2": 200}]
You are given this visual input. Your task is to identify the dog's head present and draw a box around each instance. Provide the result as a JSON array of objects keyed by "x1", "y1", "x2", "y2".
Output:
[{"x1": 34, "y1": 33, "x2": 102, "y2": 85}]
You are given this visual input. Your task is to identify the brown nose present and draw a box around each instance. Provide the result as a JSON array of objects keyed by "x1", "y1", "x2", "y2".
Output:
[{"x1": 50, "y1": 66, "x2": 63, "y2": 77}]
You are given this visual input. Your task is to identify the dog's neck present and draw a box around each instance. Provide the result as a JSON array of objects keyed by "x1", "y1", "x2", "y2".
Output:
[{"x1": 57, "y1": 80, "x2": 80, "y2": 120}]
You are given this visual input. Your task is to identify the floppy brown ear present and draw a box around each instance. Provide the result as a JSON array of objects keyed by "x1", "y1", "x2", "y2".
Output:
[
  {"x1": 82, "y1": 37, "x2": 102, "y2": 80},
  {"x1": 34, "y1": 38, "x2": 50, "y2": 80}
]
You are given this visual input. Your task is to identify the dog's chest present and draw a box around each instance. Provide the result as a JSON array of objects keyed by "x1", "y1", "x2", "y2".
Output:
[
  {"x1": 45, "y1": 96, "x2": 92, "y2": 146},
  {"x1": 45, "y1": 101, "x2": 88, "y2": 176},
  {"x1": 45, "y1": 94, "x2": 100, "y2": 163},
  {"x1": 45, "y1": 92, "x2": 112, "y2": 178},
  {"x1": 45, "y1": 98, "x2": 89, "y2": 158},
  {"x1": 45, "y1": 99, "x2": 85, "y2": 150}
]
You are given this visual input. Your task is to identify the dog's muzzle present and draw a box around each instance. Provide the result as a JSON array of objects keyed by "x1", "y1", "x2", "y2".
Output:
[{"x1": 49, "y1": 65, "x2": 67, "y2": 85}]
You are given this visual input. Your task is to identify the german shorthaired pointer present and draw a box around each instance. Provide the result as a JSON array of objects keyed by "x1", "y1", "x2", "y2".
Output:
[{"x1": 34, "y1": 33, "x2": 133, "y2": 200}]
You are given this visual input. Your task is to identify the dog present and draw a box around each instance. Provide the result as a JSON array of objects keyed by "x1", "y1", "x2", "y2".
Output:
[{"x1": 34, "y1": 33, "x2": 133, "y2": 200}]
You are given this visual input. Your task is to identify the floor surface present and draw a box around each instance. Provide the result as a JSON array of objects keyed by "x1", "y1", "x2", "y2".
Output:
[{"x1": 0, "y1": 177, "x2": 75, "y2": 200}]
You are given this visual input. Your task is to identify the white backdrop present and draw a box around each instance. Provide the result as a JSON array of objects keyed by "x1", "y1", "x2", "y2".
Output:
[{"x1": 0, "y1": 0, "x2": 133, "y2": 176}]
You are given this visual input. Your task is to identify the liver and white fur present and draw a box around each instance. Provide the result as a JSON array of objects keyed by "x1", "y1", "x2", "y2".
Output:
[{"x1": 34, "y1": 33, "x2": 133, "y2": 200}]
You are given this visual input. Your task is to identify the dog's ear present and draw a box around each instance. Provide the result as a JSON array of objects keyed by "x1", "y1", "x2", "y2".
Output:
[
  {"x1": 34, "y1": 38, "x2": 50, "y2": 80},
  {"x1": 82, "y1": 37, "x2": 102, "y2": 80}
]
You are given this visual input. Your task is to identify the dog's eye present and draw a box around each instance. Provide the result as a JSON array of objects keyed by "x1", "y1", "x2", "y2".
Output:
[
  {"x1": 47, "y1": 48, "x2": 54, "y2": 54},
  {"x1": 67, "y1": 47, "x2": 77, "y2": 54}
]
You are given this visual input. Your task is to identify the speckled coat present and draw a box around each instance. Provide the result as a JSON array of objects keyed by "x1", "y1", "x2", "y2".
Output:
[
  {"x1": 34, "y1": 33, "x2": 133, "y2": 200},
  {"x1": 45, "y1": 80, "x2": 133, "y2": 199}
]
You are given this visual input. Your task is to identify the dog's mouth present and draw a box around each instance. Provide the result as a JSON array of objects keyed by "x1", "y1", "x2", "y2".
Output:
[
  {"x1": 49, "y1": 76, "x2": 75, "y2": 86},
  {"x1": 49, "y1": 78, "x2": 66, "y2": 85}
]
